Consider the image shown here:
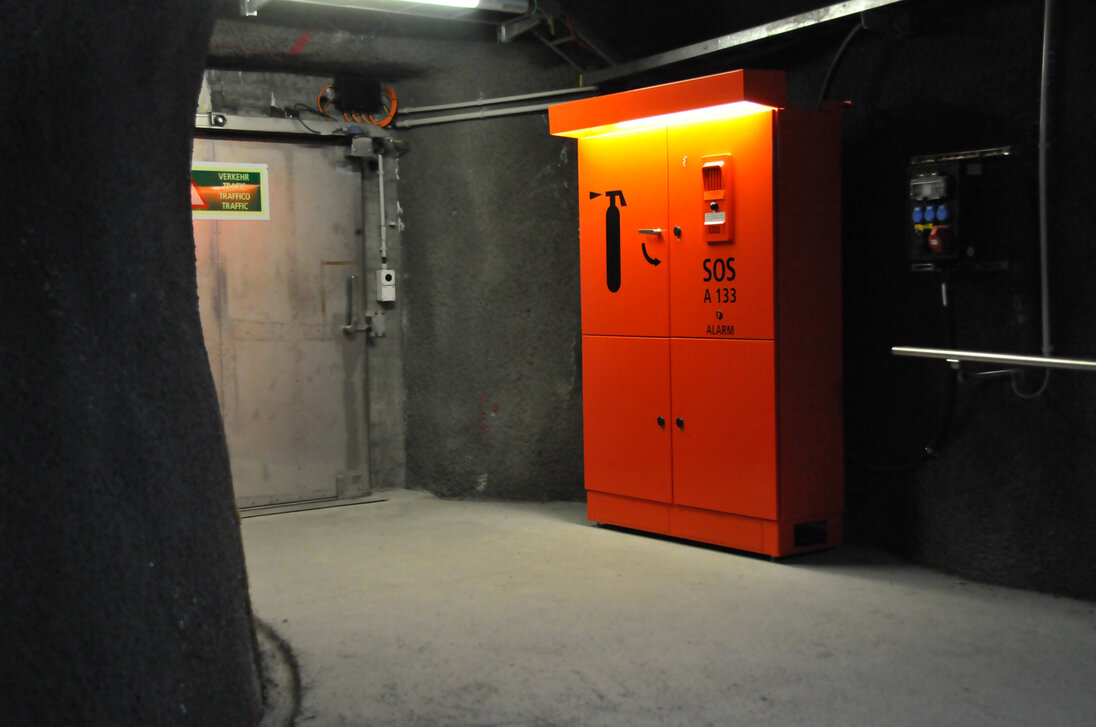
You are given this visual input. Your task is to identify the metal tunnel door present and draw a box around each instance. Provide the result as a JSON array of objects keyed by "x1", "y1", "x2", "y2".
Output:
[{"x1": 193, "y1": 138, "x2": 369, "y2": 508}]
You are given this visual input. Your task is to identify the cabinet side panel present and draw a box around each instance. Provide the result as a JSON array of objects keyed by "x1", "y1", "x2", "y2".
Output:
[{"x1": 773, "y1": 109, "x2": 844, "y2": 521}]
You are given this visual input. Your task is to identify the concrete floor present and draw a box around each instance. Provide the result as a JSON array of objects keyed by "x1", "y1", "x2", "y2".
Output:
[{"x1": 241, "y1": 490, "x2": 1096, "y2": 727}]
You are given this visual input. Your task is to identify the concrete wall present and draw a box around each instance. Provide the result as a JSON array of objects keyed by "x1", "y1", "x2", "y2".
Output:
[
  {"x1": 0, "y1": 2, "x2": 262, "y2": 724},
  {"x1": 361, "y1": 143, "x2": 409, "y2": 492},
  {"x1": 203, "y1": 17, "x2": 587, "y2": 503},
  {"x1": 203, "y1": 19, "x2": 587, "y2": 503},
  {"x1": 392, "y1": 1, "x2": 1096, "y2": 599},
  {"x1": 820, "y1": 0, "x2": 1096, "y2": 600},
  {"x1": 397, "y1": 39, "x2": 584, "y2": 500}
]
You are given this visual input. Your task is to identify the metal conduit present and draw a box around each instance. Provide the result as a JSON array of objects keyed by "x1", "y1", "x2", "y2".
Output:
[
  {"x1": 582, "y1": 0, "x2": 907, "y2": 85},
  {"x1": 394, "y1": 101, "x2": 558, "y2": 128},
  {"x1": 399, "y1": 86, "x2": 597, "y2": 115},
  {"x1": 1038, "y1": 0, "x2": 1055, "y2": 356}
]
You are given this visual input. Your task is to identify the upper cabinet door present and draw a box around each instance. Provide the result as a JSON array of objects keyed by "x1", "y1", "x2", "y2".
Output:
[
  {"x1": 578, "y1": 128, "x2": 669, "y2": 337},
  {"x1": 667, "y1": 112, "x2": 776, "y2": 341}
]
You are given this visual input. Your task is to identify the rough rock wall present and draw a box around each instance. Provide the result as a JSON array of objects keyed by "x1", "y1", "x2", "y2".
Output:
[{"x1": 0, "y1": 2, "x2": 263, "y2": 723}]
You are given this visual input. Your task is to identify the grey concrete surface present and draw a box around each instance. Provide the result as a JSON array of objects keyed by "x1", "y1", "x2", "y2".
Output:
[
  {"x1": 242, "y1": 490, "x2": 1096, "y2": 726},
  {"x1": 256, "y1": 617, "x2": 302, "y2": 727},
  {"x1": 396, "y1": 40, "x2": 583, "y2": 503}
]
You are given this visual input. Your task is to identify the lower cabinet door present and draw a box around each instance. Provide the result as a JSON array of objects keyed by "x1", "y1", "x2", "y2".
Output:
[
  {"x1": 582, "y1": 335, "x2": 673, "y2": 503},
  {"x1": 670, "y1": 337, "x2": 778, "y2": 520}
]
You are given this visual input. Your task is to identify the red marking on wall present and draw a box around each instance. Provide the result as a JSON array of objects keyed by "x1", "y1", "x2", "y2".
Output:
[
  {"x1": 478, "y1": 395, "x2": 500, "y2": 435},
  {"x1": 287, "y1": 29, "x2": 310, "y2": 56},
  {"x1": 209, "y1": 29, "x2": 309, "y2": 57}
]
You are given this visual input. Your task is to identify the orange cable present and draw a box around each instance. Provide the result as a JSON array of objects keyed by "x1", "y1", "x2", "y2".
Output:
[
  {"x1": 368, "y1": 86, "x2": 398, "y2": 128},
  {"x1": 317, "y1": 84, "x2": 334, "y2": 117}
]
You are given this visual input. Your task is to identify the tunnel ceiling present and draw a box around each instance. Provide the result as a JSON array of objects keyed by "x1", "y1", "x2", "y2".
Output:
[{"x1": 209, "y1": 0, "x2": 861, "y2": 81}]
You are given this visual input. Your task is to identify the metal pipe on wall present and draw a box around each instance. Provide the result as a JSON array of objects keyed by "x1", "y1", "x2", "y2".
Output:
[
  {"x1": 378, "y1": 155, "x2": 388, "y2": 265},
  {"x1": 394, "y1": 101, "x2": 558, "y2": 128},
  {"x1": 582, "y1": 0, "x2": 907, "y2": 85},
  {"x1": 398, "y1": 86, "x2": 598, "y2": 115},
  {"x1": 1038, "y1": 0, "x2": 1055, "y2": 357},
  {"x1": 359, "y1": 166, "x2": 376, "y2": 487}
]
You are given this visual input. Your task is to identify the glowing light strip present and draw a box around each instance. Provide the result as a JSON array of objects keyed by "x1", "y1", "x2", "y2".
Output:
[
  {"x1": 392, "y1": 0, "x2": 479, "y2": 7},
  {"x1": 555, "y1": 101, "x2": 775, "y2": 139}
]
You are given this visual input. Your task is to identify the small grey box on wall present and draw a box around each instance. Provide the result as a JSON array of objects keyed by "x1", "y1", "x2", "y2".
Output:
[{"x1": 377, "y1": 268, "x2": 396, "y2": 302}]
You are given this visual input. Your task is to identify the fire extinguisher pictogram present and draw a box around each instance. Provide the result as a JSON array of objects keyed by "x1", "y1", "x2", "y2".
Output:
[{"x1": 590, "y1": 190, "x2": 627, "y2": 293}]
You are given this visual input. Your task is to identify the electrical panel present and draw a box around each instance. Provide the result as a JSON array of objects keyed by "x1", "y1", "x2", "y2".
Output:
[
  {"x1": 908, "y1": 147, "x2": 1034, "y2": 271},
  {"x1": 550, "y1": 70, "x2": 844, "y2": 558},
  {"x1": 909, "y1": 169, "x2": 954, "y2": 261}
]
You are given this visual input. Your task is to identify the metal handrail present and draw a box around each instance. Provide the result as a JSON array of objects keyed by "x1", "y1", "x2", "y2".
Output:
[{"x1": 891, "y1": 347, "x2": 1096, "y2": 372}]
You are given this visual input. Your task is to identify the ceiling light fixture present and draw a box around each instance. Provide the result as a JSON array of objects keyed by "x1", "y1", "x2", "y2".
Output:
[{"x1": 374, "y1": 0, "x2": 479, "y2": 8}]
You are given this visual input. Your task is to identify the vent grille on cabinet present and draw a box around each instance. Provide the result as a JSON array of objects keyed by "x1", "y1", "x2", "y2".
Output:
[{"x1": 703, "y1": 165, "x2": 723, "y2": 192}]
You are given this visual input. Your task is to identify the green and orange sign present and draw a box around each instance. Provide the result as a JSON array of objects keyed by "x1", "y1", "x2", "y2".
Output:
[{"x1": 191, "y1": 162, "x2": 270, "y2": 220}]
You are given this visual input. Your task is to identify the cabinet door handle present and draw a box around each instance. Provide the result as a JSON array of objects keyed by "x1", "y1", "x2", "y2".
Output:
[
  {"x1": 657, "y1": 416, "x2": 666, "y2": 427},
  {"x1": 638, "y1": 228, "x2": 662, "y2": 236},
  {"x1": 676, "y1": 417, "x2": 685, "y2": 429}
]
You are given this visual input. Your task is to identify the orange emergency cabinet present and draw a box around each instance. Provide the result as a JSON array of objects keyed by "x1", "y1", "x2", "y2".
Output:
[{"x1": 549, "y1": 69, "x2": 843, "y2": 557}]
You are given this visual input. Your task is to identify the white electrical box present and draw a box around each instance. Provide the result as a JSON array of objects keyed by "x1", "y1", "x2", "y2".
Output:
[{"x1": 376, "y1": 268, "x2": 396, "y2": 302}]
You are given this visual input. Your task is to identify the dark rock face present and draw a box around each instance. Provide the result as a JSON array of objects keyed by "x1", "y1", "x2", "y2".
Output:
[{"x1": 1, "y1": 2, "x2": 262, "y2": 724}]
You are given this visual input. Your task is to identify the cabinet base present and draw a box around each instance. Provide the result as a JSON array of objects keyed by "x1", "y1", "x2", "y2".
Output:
[{"x1": 587, "y1": 490, "x2": 842, "y2": 558}]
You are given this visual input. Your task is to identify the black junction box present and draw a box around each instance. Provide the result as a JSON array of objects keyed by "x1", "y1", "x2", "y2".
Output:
[
  {"x1": 907, "y1": 147, "x2": 1036, "y2": 272},
  {"x1": 334, "y1": 75, "x2": 382, "y2": 115}
]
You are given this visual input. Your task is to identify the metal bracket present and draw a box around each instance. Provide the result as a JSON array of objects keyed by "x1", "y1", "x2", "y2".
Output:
[
  {"x1": 366, "y1": 309, "x2": 386, "y2": 337},
  {"x1": 342, "y1": 275, "x2": 386, "y2": 338},
  {"x1": 348, "y1": 136, "x2": 380, "y2": 159},
  {"x1": 944, "y1": 358, "x2": 1019, "y2": 384},
  {"x1": 498, "y1": 14, "x2": 542, "y2": 43},
  {"x1": 342, "y1": 309, "x2": 386, "y2": 338},
  {"x1": 239, "y1": 0, "x2": 276, "y2": 17}
]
